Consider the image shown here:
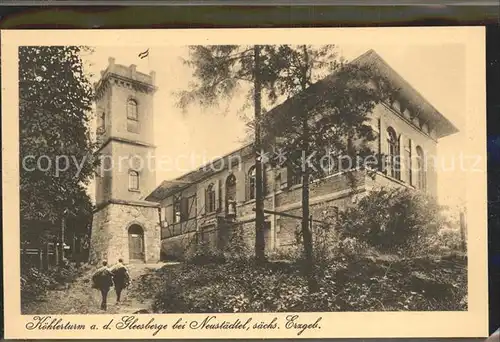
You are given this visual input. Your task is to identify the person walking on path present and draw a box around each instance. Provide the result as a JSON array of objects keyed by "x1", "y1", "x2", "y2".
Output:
[
  {"x1": 91, "y1": 260, "x2": 114, "y2": 311},
  {"x1": 111, "y1": 258, "x2": 130, "y2": 304}
]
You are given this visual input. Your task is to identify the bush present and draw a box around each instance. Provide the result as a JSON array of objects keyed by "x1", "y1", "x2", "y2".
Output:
[
  {"x1": 46, "y1": 263, "x2": 80, "y2": 284},
  {"x1": 185, "y1": 241, "x2": 226, "y2": 265},
  {"x1": 137, "y1": 252, "x2": 466, "y2": 313},
  {"x1": 21, "y1": 267, "x2": 54, "y2": 304},
  {"x1": 338, "y1": 187, "x2": 449, "y2": 256},
  {"x1": 185, "y1": 224, "x2": 255, "y2": 265},
  {"x1": 149, "y1": 260, "x2": 310, "y2": 313},
  {"x1": 221, "y1": 224, "x2": 253, "y2": 261},
  {"x1": 267, "y1": 245, "x2": 302, "y2": 262},
  {"x1": 162, "y1": 242, "x2": 186, "y2": 261},
  {"x1": 21, "y1": 263, "x2": 83, "y2": 305},
  {"x1": 435, "y1": 227, "x2": 465, "y2": 251}
]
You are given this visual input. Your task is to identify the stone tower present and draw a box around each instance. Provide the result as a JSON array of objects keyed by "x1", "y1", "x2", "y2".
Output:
[{"x1": 89, "y1": 57, "x2": 160, "y2": 264}]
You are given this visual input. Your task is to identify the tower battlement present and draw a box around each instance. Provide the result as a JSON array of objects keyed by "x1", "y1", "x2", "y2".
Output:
[{"x1": 94, "y1": 58, "x2": 157, "y2": 98}]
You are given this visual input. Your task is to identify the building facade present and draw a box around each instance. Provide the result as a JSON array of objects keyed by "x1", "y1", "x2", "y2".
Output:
[
  {"x1": 90, "y1": 50, "x2": 458, "y2": 262},
  {"x1": 145, "y1": 50, "x2": 458, "y2": 259},
  {"x1": 89, "y1": 58, "x2": 161, "y2": 264}
]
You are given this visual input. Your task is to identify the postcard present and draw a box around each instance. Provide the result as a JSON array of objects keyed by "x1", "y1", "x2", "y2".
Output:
[{"x1": 2, "y1": 27, "x2": 488, "y2": 339}]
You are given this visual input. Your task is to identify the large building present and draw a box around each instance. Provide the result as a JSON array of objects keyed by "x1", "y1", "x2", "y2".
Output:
[{"x1": 90, "y1": 50, "x2": 458, "y2": 263}]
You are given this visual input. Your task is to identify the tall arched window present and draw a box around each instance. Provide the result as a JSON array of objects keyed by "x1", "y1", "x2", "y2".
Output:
[
  {"x1": 248, "y1": 166, "x2": 256, "y2": 200},
  {"x1": 218, "y1": 180, "x2": 223, "y2": 210},
  {"x1": 386, "y1": 127, "x2": 400, "y2": 180},
  {"x1": 127, "y1": 99, "x2": 139, "y2": 133},
  {"x1": 416, "y1": 146, "x2": 426, "y2": 190},
  {"x1": 128, "y1": 170, "x2": 139, "y2": 190},
  {"x1": 404, "y1": 138, "x2": 412, "y2": 185},
  {"x1": 205, "y1": 183, "x2": 216, "y2": 213},
  {"x1": 127, "y1": 99, "x2": 138, "y2": 121},
  {"x1": 225, "y1": 174, "x2": 236, "y2": 213}
]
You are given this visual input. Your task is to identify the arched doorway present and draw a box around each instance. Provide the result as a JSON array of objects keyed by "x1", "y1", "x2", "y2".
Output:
[{"x1": 128, "y1": 224, "x2": 145, "y2": 262}]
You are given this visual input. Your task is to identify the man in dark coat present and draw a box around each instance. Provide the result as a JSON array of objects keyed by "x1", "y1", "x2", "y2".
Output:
[
  {"x1": 91, "y1": 260, "x2": 114, "y2": 311},
  {"x1": 111, "y1": 258, "x2": 130, "y2": 304}
]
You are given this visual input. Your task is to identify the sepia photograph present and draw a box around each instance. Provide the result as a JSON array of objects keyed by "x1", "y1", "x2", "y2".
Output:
[{"x1": 2, "y1": 28, "x2": 487, "y2": 339}]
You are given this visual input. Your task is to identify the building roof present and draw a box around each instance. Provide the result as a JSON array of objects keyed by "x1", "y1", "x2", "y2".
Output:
[
  {"x1": 145, "y1": 49, "x2": 459, "y2": 203},
  {"x1": 145, "y1": 144, "x2": 253, "y2": 202},
  {"x1": 353, "y1": 49, "x2": 458, "y2": 138}
]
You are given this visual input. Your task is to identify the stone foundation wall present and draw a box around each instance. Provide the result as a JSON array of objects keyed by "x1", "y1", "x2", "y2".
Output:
[
  {"x1": 90, "y1": 202, "x2": 161, "y2": 264},
  {"x1": 161, "y1": 232, "x2": 197, "y2": 260},
  {"x1": 157, "y1": 171, "x2": 373, "y2": 259},
  {"x1": 89, "y1": 208, "x2": 112, "y2": 265},
  {"x1": 158, "y1": 190, "x2": 364, "y2": 260}
]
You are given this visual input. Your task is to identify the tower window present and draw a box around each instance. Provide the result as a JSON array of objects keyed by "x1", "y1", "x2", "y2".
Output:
[
  {"x1": 128, "y1": 170, "x2": 139, "y2": 191},
  {"x1": 96, "y1": 112, "x2": 106, "y2": 137},
  {"x1": 127, "y1": 99, "x2": 139, "y2": 133},
  {"x1": 127, "y1": 99, "x2": 138, "y2": 121},
  {"x1": 100, "y1": 112, "x2": 106, "y2": 129}
]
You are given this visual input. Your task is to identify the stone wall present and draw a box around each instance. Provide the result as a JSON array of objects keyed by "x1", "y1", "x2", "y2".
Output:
[
  {"x1": 158, "y1": 170, "x2": 370, "y2": 259},
  {"x1": 90, "y1": 202, "x2": 160, "y2": 264},
  {"x1": 89, "y1": 208, "x2": 112, "y2": 265},
  {"x1": 161, "y1": 232, "x2": 197, "y2": 260}
]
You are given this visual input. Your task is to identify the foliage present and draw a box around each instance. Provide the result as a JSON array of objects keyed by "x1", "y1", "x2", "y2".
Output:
[
  {"x1": 221, "y1": 223, "x2": 254, "y2": 260},
  {"x1": 134, "y1": 254, "x2": 467, "y2": 313},
  {"x1": 21, "y1": 267, "x2": 53, "y2": 304},
  {"x1": 337, "y1": 187, "x2": 450, "y2": 256},
  {"x1": 176, "y1": 45, "x2": 288, "y2": 114},
  {"x1": 267, "y1": 244, "x2": 302, "y2": 262},
  {"x1": 19, "y1": 46, "x2": 98, "y2": 239},
  {"x1": 186, "y1": 241, "x2": 226, "y2": 266},
  {"x1": 261, "y1": 47, "x2": 395, "y2": 180},
  {"x1": 21, "y1": 263, "x2": 83, "y2": 306},
  {"x1": 186, "y1": 224, "x2": 254, "y2": 264},
  {"x1": 434, "y1": 227, "x2": 464, "y2": 252}
]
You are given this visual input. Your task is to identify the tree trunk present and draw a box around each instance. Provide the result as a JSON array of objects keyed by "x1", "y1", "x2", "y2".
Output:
[
  {"x1": 459, "y1": 210, "x2": 467, "y2": 252},
  {"x1": 300, "y1": 45, "x2": 317, "y2": 292},
  {"x1": 59, "y1": 215, "x2": 65, "y2": 265},
  {"x1": 254, "y1": 45, "x2": 266, "y2": 264},
  {"x1": 301, "y1": 116, "x2": 318, "y2": 292}
]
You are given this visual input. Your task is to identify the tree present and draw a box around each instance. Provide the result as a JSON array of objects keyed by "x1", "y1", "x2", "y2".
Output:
[
  {"x1": 176, "y1": 45, "x2": 283, "y2": 264},
  {"x1": 261, "y1": 45, "x2": 394, "y2": 291},
  {"x1": 19, "y1": 46, "x2": 98, "y2": 249}
]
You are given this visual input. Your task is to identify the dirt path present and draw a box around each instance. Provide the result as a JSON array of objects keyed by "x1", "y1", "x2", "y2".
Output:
[{"x1": 22, "y1": 263, "x2": 176, "y2": 315}]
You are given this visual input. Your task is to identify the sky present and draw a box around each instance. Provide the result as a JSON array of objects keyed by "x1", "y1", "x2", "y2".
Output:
[{"x1": 83, "y1": 43, "x2": 467, "y2": 209}]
